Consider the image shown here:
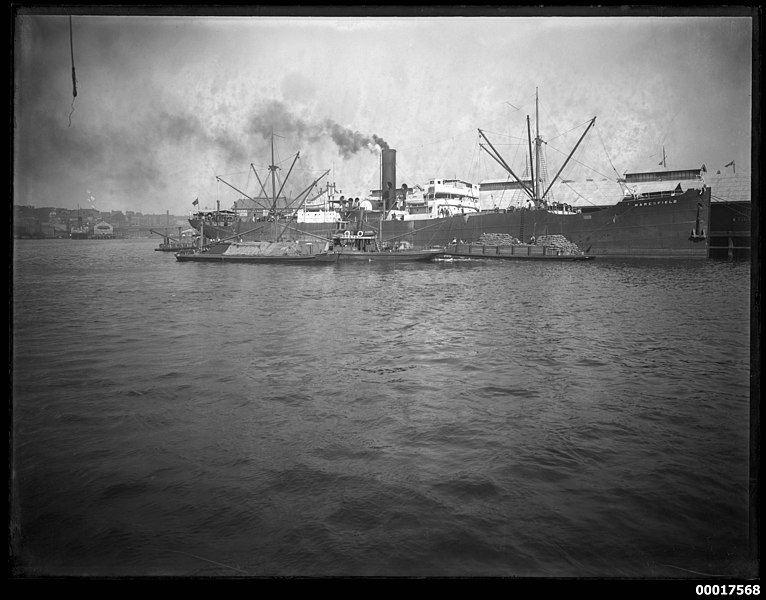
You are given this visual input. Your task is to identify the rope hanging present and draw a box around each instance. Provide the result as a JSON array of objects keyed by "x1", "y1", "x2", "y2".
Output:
[{"x1": 68, "y1": 16, "x2": 77, "y2": 127}]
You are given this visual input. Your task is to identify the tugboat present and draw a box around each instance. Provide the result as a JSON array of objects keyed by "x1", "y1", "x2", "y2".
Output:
[
  {"x1": 314, "y1": 229, "x2": 443, "y2": 263},
  {"x1": 153, "y1": 228, "x2": 198, "y2": 252},
  {"x1": 69, "y1": 206, "x2": 89, "y2": 239}
]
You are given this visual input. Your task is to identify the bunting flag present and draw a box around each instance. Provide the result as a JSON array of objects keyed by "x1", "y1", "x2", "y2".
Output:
[{"x1": 192, "y1": 198, "x2": 199, "y2": 206}]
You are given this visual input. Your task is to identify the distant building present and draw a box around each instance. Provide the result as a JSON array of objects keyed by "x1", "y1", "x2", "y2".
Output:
[{"x1": 92, "y1": 221, "x2": 114, "y2": 238}]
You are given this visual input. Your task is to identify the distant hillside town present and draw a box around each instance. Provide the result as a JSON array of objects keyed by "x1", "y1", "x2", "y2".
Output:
[{"x1": 13, "y1": 205, "x2": 189, "y2": 239}]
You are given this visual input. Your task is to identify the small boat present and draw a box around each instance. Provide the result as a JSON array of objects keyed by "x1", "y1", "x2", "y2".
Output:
[
  {"x1": 157, "y1": 241, "x2": 197, "y2": 252},
  {"x1": 69, "y1": 206, "x2": 89, "y2": 239},
  {"x1": 152, "y1": 227, "x2": 198, "y2": 251},
  {"x1": 69, "y1": 227, "x2": 90, "y2": 240},
  {"x1": 314, "y1": 229, "x2": 443, "y2": 263}
]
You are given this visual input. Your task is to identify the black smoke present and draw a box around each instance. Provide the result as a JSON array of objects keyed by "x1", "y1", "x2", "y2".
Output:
[
  {"x1": 326, "y1": 121, "x2": 389, "y2": 157},
  {"x1": 246, "y1": 100, "x2": 388, "y2": 157}
]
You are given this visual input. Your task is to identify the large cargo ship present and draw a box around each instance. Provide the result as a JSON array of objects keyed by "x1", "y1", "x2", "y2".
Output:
[
  {"x1": 189, "y1": 97, "x2": 750, "y2": 259},
  {"x1": 190, "y1": 170, "x2": 718, "y2": 258}
]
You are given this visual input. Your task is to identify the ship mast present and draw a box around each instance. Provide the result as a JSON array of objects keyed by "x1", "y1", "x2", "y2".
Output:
[
  {"x1": 480, "y1": 90, "x2": 596, "y2": 208},
  {"x1": 535, "y1": 87, "x2": 540, "y2": 202},
  {"x1": 527, "y1": 116, "x2": 535, "y2": 199},
  {"x1": 270, "y1": 131, "x2": 279, "y2": 241},
  {"x1": 380, "y1": 152, "x2": 384, "y2": 248}
]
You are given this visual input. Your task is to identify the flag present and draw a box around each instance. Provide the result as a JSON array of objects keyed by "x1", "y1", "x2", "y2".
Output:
[
  {"x1": 701, "y1": 164, "x2": 707, "y2": 172},
  {"x1": 192, "y1": 198, "x2": 199, "y2": 206},
  {"x1": 725, "y1": 160, "x2": 735, "y2": 167}
]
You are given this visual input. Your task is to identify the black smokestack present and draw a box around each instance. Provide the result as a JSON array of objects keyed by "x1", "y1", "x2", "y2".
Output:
[{"x1": 381, "y1": 149, "x2": 396, "y2": 212}]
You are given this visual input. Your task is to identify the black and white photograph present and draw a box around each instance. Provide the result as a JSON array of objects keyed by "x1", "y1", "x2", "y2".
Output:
[{"x1": 11, "y1": 5, "x2": 758, "y2": 580}]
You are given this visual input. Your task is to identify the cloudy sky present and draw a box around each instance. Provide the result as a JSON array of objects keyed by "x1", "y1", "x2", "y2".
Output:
[{"x1": 13, "y1": 7, "x2": 754, "y2": 216}]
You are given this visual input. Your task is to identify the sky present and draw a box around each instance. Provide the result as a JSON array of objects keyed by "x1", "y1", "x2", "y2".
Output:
[{"x1": 13, "y1": 7, "x2": 755, "y2": 216}]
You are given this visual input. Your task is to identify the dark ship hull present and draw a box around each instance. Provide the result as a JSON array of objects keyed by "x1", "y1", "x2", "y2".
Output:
[{"x1": 190, "y1": 186, "x2": 713, "y2": 259}]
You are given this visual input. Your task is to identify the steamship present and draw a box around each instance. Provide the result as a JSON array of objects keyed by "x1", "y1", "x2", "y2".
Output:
[{"x1": 189, "y1": 100, "x2": 749, "y2": 259}]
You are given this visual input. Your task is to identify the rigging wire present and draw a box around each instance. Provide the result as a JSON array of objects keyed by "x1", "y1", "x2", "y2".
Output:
[
  {"x1": 433, "y1": 136, "x2": 456, "y2": 176},
  {"x1": 658, "y1": 104, "x2": 683, "y2": 150},
  {"x1": 595, "y1": 125, "x2": 624, "y2": 181},
  {"x1": 544, "y1": 118, "x2": 594, "y2": 144},
  {"x1": 466, "y1": 137, "x2": 482, "y2": 189},
  {"x1": 475, "y1": 128, "x2": 527, "y2": 144},
  {"x1": 536, "y1": 97, "x2": 563, "y2": 142},
  {"x1": 544, "y1": 139, "x2": 617, "y2": 183},
  {"x1": 559, "y1": 180, "x2": 614, "y2": 208},
  {"x1": 244, "y1": 164, "x2": 252, "y2": 195}
]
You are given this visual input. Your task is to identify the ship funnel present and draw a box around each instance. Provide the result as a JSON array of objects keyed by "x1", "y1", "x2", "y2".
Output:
[{"x1": 381, "y1": 149, "x2": 396, "y2": 212}]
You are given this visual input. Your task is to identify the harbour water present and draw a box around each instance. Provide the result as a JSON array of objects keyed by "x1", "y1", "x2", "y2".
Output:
[{"x1": 10, "y1": 238, "x2": 756, "y2": 579}]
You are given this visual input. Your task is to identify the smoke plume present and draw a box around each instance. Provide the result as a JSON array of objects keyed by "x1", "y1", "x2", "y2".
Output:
[
  {"x1": 325, "y1": 121, "x2": 389, "y2": 157},
  {"x1": 246, "y1": 100, "x2": 389, "y2": 157}
]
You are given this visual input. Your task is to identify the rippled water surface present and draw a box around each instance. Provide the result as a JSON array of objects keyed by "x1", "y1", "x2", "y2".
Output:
[{"x1": 11, "y1": 238, "x2": 755, "y2": 578}]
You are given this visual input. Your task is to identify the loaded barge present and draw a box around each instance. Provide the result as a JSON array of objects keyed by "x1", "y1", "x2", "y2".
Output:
[
  {"x1": 443, "y1": 234, "x2": 594, "y2": 261},
  {"x1": 175, "y1": 240, "x2": 320, "y2": 263}
]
